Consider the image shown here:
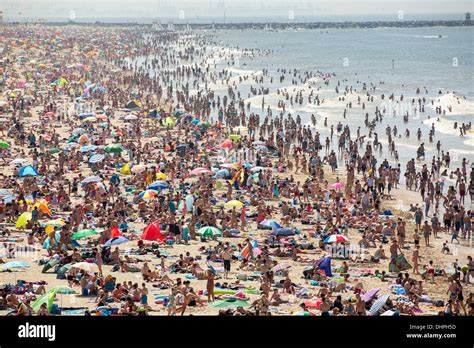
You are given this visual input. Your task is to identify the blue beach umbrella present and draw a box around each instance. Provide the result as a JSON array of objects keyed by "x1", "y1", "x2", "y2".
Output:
[
  {"x1": 89, "y1": 154, "x2": 105, "y2": 164},
  {"x1": 104, "y1": 236, "x2": 129, "y2": 247}
]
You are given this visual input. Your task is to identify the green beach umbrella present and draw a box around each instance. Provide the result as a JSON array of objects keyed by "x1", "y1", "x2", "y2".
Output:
[
  {"x1": 0, "y1": 141, "x2": 10, "y2": 149},
  {"x1": 31, "y1": 290, "x2": 55, "y2": 313},
  {"x1": 210, "y1": 298, "x2": 250, "y2": 308},
  {"x1": 198, "y1": 121, "x2": 210, "y2": 127},
  {"x1": 228, "y1": 134, "x2": 241, "y2": 141},
  {"x1": 196, "y1": 226, "x2": 222, "y2": 237},
  {"x1": 47, "y1": 148, "x2": 60, "y2": 154},
  {"x1": 71, "y1": 229, "x2": 98, "y2": 240},
  {"x1": 104, "y1": 144, "x2": 123, "y2": 153}
]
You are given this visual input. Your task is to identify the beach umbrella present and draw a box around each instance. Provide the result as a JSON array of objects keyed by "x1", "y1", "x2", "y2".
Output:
[
  {"x1": 164, "y1": 116, "x2": 176, "y2": 127},
  {"x1": 52, "y1": 285, "x2": 76, "y2": 294},
  {"x1": 219, "y1": 139, "x2": 233, "y2": 149},
  {"x1": 271, "y1": 227, "x2": 295, "y2": 237},
  {"x1": 124, "y1": 114, "x2": 138, "y2": 121},
  {"x1": 0, "y1": 141, "x2": 10, "y2": 149},
  {"x1": 250, "y1": 166, "x2": 269, "y2": 173},
  {"x1": 16, "y1": 212, "x2": 32, "y2": 228},
  {"x1": 9, "y1": 158, "x2": 28, "y2": 165},
  {"x1": 71, "y1": 229, "x2": 99, "y2": 240},
  {"x1": 80, "y1": 145, "x2": 97, "y2": 153},
  {"x1": 0, "y1": 261, "x2": 30, "y2": 269},
  {"x1": 260, "y1": 219, "x2": 282, "y2": 229},
  {"x1": 228, "y1": 134, "x2": 241, "y2": 141},
  {"x1": 83, "y1": 116, "x2": 97, "y2": 122},
  {"x1": 368, "y1": 294, "x2": 390, "y2": 316},
  {"x1": 197, "y1": 121, "x2": 210, "y2": 127},
  {"x1": 330, "y1": 182, "x2": 345, "y2": 189},
  {"x1": 81, "y1": 175, "x2": 102, "y2": 184},
  {"x1": 31, "y1": 291, "x2": 55, "y2": 313},
  {"x1": 363, "y1": 288, "x2": 381, "y2": 302},
  {"x1": 210, "y1": 299, "x2": 250, "y2": 308},
  {"x1": 104, "y1": 144, "x2": 123, "y2": 153},
  {"x1": 99, "y1": 122, "x2": 108, "y2": 128},
  {"x1": 323, "y1": 235, "x2": 349, "y2": 244},
  {"x1": 47, "y1": 147, "x2": 61, "y2": 154},
  {"x1": 189, "y1": 167, "x2": 212, "y2": 176},
  {"x1": 96, "y1": 114, "x2": 108, "y2": 120},
  {"x1": 224, "y1": 200, "x2": 244, "y2": 208},
  {"x1": 196, "y1": 226, "x2": 222, "y2": 237},
  {"x1": 0, "y1": 189, "x2": 13, "y2": 196},
  {"x1": 104, "y1": 236, "x2": 129, "y2": 247},
  {"x1": 255, "y1": 145, "x2": 268, "y2": 152},
  {"x1": 271, "y1": 263, "x2": 291, "y2": 273},
  {"x1": 72, "y1": 128, "x2": 87, "y2": 135},
  {"x1": 78, "y1": 134, "x2": 91, "y2": 144},
  {"x1": 138, "y1": 189, "x2": 159, "y2": 200},
  {"x1": 292, "y1": 311, "x2": 317, "y2": 316},
  {"x1": 19, "y1": 165, "x2": 38, "y2": 177},
  {"x1": 252, "y1": 140, "x2": 266, "y2": 146},
  {"x1": 88, "y1": 154, "x2": 105, "y2": 164},
  {"x1": 149, "y1": 181, "x2": 169, "y2": 190},
  {"x1": 191, "y1": 119, "x2": 200, "y2": 125},
  {"x1": 214, "y1": 169, "x2": 230, "y2": 178},
  {"x1": 156, "y1": 172, "x2": 168, "y2": 179},
  {"x1": 72, "y1": 262, "x2": 99, "y2": 273}
]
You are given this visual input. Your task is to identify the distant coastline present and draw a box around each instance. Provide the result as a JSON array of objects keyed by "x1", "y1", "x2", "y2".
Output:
[{"x1": 1, "y1": 19, "x2": 473, "y2": 30}]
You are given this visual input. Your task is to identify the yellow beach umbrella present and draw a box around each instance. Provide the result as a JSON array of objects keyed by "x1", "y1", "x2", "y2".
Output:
[
  {"x1": 156, "y1": 172, "x2": 168, "y2": 180},
  {"x1": 224, "y1": 200, "x2": 244, "y2": 208},
  {"x1": 16, "y1": 212, "x2": 32, "y2": 229}
]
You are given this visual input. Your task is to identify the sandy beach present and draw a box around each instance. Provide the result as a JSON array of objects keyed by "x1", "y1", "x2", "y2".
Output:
[{"x1": 0, "y1": 23, "x2": 472, "y2": 317}]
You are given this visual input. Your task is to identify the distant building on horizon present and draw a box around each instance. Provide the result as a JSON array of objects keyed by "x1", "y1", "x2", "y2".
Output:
[
  {"x1": 466, "y1": 12, "x2": 471, "y2": 22},
  {"x1": 0, "y1": 9, "x2": 3, "y2": 23}
]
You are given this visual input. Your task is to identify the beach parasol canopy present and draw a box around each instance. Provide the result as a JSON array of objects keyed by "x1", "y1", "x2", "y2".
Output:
[
  {"x1": 210, "y1": 298, "x2": 250, "y2": 308},
  {"x1": 0, "y1": 261, "x2": 30, "y2": 269},
  {"x1": 15, "y1": 212, "x2": 32, "y2": 228},
  {"x1": 88, "y1": 154, "x2": 105, "y2": 164},
  {"x1": 368, "y1": 294, "x2": 390, "y2": 316},
  {"x1": 260, "y1": 219, "x2": 282, "y2": 229},
  {"x1": 31, "y1": 291, "x2": 55, "y2": 313},
  {"x1": 196, "y1": 226, "x2": 222, "y2": 237},
  {"x1": 271, "y1": 227, "x2": 295, "y2": 237},
  {"x1": 156, "y1": 172, "x2": 168, "y2": 180},
  {"x1": 138, "y1": 189, "x2": 159, "y2": 200},
  {"x1": 189, "y1": 167, "x2": 213, "y2": 176},
  {"x1": 219, "y1": 139, "x2": 233, "y2": 149},
  {"x1": 228, "y1": 134, "x2": 241, "y2": 141},
  {"x1": 80, "y1": 145, "x2": 97, "y2": 153},
  {"x1": 104, "y1": 236, "x2": 129, "y2": 247},
  {"x1": 104, "y1": 144, "x2": 123, "y2": 153},
  {"x1": 124, "y1": 114, "x2": 138, "y2": 121},
  {"x1": 47, "y1": 147, "x2": 61, "y2": 154},
  {"x1": 148, "y1": 181, "x2": 169, "y2": 190},
  {"x1": 330, "y1": 182, "x2": 345, "y2": 189},
  {"x1": 19, "y1": 165, "x2": 39, "y2": 177},
  {"x1": 362, "y1": 288, "x2": 381, "y2": 302},
  {"x1": 271, "y1": 263, "x2": 291, "y2": 273},
  {"x1": 224, "y1": 200, "x2": 244, "y2": 208},
  {"x1": 323, "y1": 235, "x2": 349, "y2": 244},
  {"x1": 72, "y1": 262, "x2": 99, "y2": 273},
  {"x1": 71, "y1": 229, "x2": 99, "y2": 240},
  {"x1": 0, "y1": 141, "x2": 10, "y2": 149}
]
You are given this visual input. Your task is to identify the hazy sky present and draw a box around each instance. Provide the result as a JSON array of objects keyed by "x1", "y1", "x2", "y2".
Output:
[{"x1": 2, "y1": 0, "x2": 473, "y2": 20}]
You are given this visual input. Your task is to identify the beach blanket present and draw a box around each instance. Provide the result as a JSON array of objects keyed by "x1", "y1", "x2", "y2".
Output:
[{"x1": 389, "y1": 255, "x2": 412, "y2": 273}]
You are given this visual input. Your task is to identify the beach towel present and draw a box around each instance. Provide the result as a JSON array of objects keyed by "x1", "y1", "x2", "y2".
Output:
[{"x1": 388, "y1": 255, "x2": 412, "y2": 273}]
